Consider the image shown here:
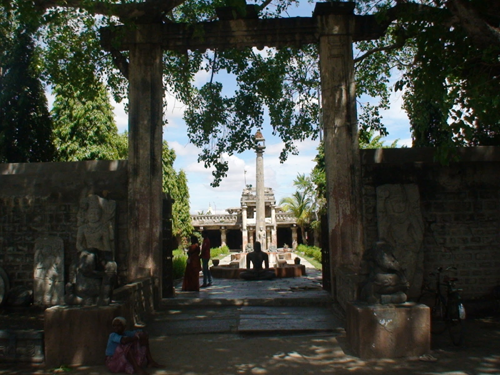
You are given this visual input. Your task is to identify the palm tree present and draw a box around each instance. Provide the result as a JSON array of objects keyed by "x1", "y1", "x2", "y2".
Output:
[
  {"x1": 293, "y1": 173, "x2": 325, "y2": 247},
  {"x1": 279, "y1": 191, "x2": 312, "y2": 245}
]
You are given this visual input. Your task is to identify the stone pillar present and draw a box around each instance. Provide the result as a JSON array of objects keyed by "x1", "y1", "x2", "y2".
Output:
[
  {"x1": 266, "y1": 227, "x2": 271, "y2": 250},
  {"x1": 242, "y1": 206, "x2": 248, "y2": 251},
  {"x1": 271, "y1": 206, "x2": 278, "y2": 248},
  {"x1": 271, "y1": 227, "x2": 277, "y2": 249},
  {"x1": 248, "y1": 228, "x2": 254, "y2": 250},
  {"x1": 127, "y1": 26, "x2": 163, "y2": 283},
  {"x1": 255, "y1": 132, "x2": 266, "y2": 249},
  {"x1": 220, "y1": 227, "x2": 227, "y2": 247},
  {"x1": 316, "y1": 3, "x2": 363, "y2": 301},
  {"x1": 291, "y1": 225, "x2": 298, "y2": 245}
]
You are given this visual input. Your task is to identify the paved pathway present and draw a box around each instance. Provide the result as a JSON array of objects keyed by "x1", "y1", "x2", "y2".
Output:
[{"x1": 1, "y1": 254, "x2": 500, "y2": 374}]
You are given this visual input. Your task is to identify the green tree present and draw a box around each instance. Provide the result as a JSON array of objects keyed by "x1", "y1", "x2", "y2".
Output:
[
  {"x1": 51, "y1": 82, "x2": 127, "y2": 161},
  {"x1": 2, "y1": 0, "x2": 500, "y2": 181},
  {"x1": 0, "y1": 27, "x2": 54, "y2": 162},
  {"x1": 354, "y1": 0, "x2": 500, "y2": 154},
  {"x1": 162, "y1": 141, "x2": 193, "y2": 244},
  {"x1": 311, "y1": 131, "x2": 399, "y2": 217},
  {"x1": 291, "y1": 173, "x2": 325, "y2": 247},
  {"x1": 279, "y1": 190, "x2": 311, "y2": 246}
]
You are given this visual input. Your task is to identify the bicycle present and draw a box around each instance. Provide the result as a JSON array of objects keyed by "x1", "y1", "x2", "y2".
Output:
[{"x1": 418, "y1": 266, "x2": 466, "y2": 346}]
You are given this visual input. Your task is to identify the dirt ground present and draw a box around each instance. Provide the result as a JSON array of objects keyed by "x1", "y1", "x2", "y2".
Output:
[{"x1": 1, "y1": 315, "x2": 499, "y2": 375}]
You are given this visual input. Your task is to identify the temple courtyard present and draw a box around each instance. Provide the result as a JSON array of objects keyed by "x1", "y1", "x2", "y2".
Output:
[{"x1": 0, "y1": 255, "x2": 499, "y2": 375}]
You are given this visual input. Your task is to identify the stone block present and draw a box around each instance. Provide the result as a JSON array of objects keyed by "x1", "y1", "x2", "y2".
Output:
[
  {"x1": 336, "y1": 266, "x2": 363, "y2": 311},
  {"x1": 210, "y1": 266, "x2": 243, "y2": 279},
  {"x1": 346, "y1": 301, "x2": 430, "y2": 359},
  {"x1": 0, "y1": 329, "x2": 44, "y2": 363},
  {"x1": 44, "y1": 304, "x2": 125, "y2": 367},
  {"x1": 274, "y1": 265, "x2": 305, "y2": 278}
]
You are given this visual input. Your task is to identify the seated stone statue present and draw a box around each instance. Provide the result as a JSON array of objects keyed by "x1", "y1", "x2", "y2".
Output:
[
  {"x1": 240, "y1": 241, "x2": 276, "y2": 281},
  {"x1": 359, "y1": 241, "x2": 409, "y2": 304}
]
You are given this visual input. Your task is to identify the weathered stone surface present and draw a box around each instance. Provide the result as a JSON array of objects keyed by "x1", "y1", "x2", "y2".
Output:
[
  {"x1": 44, "y1": 304, "x2": 125, "y2": 367},
  {"x1": 0, "y1": 329, "x2": 44, "y2": 363},
  {"x1": 359, "y1": 241, "x2": 409, "y2": 304},
  {"x1": 377, "y1": 184, "x2": 424, "y2": 298},
  {"x1": 67, "y1": 194, "x2": 117, "y2": 306},
  {"x1": 346, "y1": 301, "x2": 430, "y2": 359},
  {"x1": 33, "y1": 236, "x2": 64, "y2": 306},
  {"x1": 0, "y1": 160, "x2": 128, "y2": 288}
]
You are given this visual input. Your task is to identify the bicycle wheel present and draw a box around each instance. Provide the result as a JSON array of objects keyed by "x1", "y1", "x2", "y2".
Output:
[
  {"x1": 447, "y1": 302, "x2": 465, "y2": 346},
  {"x1": 431, "y1": 294, "x2": 447, "y2": 334}
]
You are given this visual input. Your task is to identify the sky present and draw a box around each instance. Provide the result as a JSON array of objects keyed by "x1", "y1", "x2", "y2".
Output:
[
  {"x1": 112, "y1": 79, "x2": 412, "y2": 216},
  {"x1": 110, "y1": 2, "x2": 413, "y2": 215}
]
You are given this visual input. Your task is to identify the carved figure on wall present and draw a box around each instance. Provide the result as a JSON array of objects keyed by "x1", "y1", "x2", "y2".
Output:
[
  {"x1": 360, "y1": 241, "x2": 409, "y2": 304},
  {"x1": 34, "y1": 237, "x2": 64, "y2": 306},
  {"x1": 377, "y1": 184, "x2": 424, "y2": 298},
  {"x1": 66, "y1": 194, "x2": 117, "y2": 306}
]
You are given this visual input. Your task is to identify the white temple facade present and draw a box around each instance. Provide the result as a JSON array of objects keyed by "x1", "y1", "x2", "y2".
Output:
[{"x1": 191, "y1": 186, "x2": 299, "y2": 251}]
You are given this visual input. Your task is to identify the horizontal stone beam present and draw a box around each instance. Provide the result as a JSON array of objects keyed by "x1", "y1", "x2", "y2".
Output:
[{"x1": 100, "y1": 15, "x2": 382, "y2": 52}]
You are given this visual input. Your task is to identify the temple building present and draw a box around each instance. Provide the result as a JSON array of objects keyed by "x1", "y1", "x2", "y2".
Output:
[
  {"x1": 191, "y1": 186, "x2": 299, "y2": 251},
  {"x1": 191, "y1": 131, "x2": 299, "y2": 251}
]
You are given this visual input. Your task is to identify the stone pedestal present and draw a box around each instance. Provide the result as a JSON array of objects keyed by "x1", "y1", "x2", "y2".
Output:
[
  {"x1": 346, "y1": 301, "x2": 430, "y2": 359},
  {"x1": 0, "y1": 329, "x2": 44, "y2": 363},
  {"x1": 44, "y1": 304, "x2": 125, "y2": 367}
]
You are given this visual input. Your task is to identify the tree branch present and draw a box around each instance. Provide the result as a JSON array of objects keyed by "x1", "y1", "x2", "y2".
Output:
[
  {"x1": 354, "y1": 41, "x2": 405, "y2": 64},
  {"x1": 109, "y1": 48, "x2": 129, "y2": 79},
  {"x1": 360, "y1": 1, "x2": 500, "y2": 62},
  {"x1": 447, "y1": 0, "x2": 500, "y2": 48}
]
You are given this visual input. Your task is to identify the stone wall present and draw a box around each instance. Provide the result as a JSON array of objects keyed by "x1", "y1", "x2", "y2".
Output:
[
  {"x1": 0, "y1": 161, "x2": 129, "y2": 292},
  {"x1": 361, "y1": 147, "x2": 500, "y2": 300}
]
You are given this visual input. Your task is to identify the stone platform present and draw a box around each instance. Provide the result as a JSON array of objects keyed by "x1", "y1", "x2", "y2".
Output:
[
  {"x1": 44, "y1": 304, "x2": 125, "y2": 367},
  {"x1": 210, "y1": 264, "x2": 306, "y2": 279},
  {"x1": 346, "y1": 301, "x2": 430, "y2": 359}
]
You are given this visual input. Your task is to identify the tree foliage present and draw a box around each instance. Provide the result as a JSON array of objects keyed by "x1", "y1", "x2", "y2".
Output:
[
  {"x1": 52, "y1": 82, "x2": 127, "y2": 161},
  {"x1": 162, "y1": 141, "x2": 194, "y2": 243},
  {"x1": 279, "y1": 190, "x2": 311, "y2": 245},
  {"x1": 357, "y1": 0, "x2": 500, "y2": 152},
  {"x1": 0, "y1": 21, "x2": 54, "y2": 162},
  {"x1": 1, "y1": 0, "x2": 499, "y2": 181}
]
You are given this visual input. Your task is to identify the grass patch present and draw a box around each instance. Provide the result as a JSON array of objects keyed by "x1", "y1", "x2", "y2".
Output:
[
  {"x1": 210, "y1": 244, "x2": 230, "y2": 259},
  {"x1": 295, "y1": 244, "x2": 322, "y2": 270},
  {"x1": 172, "y1": 249, "x2": 187, "y2": 280}
]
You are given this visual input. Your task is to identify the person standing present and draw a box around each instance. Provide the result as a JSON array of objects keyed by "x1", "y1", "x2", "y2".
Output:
[
  {"x1": 200, "y1": 232, "x2": 213, "y2": 287},
  {"x1": 182, "y1": 236, "x2": 201, "y2": 291}
]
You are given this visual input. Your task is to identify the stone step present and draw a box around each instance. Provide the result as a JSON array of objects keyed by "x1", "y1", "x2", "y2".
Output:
[{"x1": 148, "y1": 305, "x2": 344, "y2": 335}]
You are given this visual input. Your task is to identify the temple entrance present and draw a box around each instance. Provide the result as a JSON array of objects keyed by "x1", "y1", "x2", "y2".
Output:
[
  {"x1": 226, "y1": 229, "x2": 242, "y2": 251},
  {"x1": 101, "y1": 1, "x2": 369, "y2": 305},
  {"x1": 205, "y1": 230, "x2": 221, "y2": 248},
  {"x1": 277, "y1": 227, "x2": 292, "y2": 248}
]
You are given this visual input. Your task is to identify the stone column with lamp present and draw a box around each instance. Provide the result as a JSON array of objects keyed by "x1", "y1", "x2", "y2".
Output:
[{"x1": 255, "y1": 131, "x2": 266, "y2": 249}]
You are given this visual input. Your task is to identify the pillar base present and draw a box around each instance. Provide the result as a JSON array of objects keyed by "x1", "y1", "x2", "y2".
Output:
[{"x1": 346, "y1": 301, "x2": 430, "y2": 359}]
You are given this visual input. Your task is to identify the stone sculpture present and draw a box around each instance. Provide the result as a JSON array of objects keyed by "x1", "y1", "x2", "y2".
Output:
[
  {"x1": 360, "y1": 241, "x2": 409, "y2": 304},
  {"x1": 34, "y1": 236, "x2": 64, "y2": 306},
  {"x1": 66, "y1": 194, "x2": 117, "y2": 306},
  {"x1": 377, "y1": 184, "x2": 424, "y2": 298},
  {"x1": 240, "y1": 241, "x2": 275, "y2": 280}
]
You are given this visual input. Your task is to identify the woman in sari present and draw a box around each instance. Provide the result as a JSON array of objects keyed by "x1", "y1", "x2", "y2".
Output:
[
  {"x1": 105, "y1": 316, "x2": 162, "y2": 375},
  {"x1": 182, "y1": 236, "x2": 201, "y2": 291}
]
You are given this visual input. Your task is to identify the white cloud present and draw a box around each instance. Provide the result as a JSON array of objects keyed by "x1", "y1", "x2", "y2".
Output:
[
  {"x1": 111, "y1": 99, "x2": 128, "y2": 133},
  {"x1": 111, "y1": 64, "x2": 411, "y2": 214}
]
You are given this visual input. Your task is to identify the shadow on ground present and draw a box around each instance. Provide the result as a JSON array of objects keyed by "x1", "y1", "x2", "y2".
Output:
[{"x1": 1, "y1": 316, "x2": 499, "y2": 375}]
